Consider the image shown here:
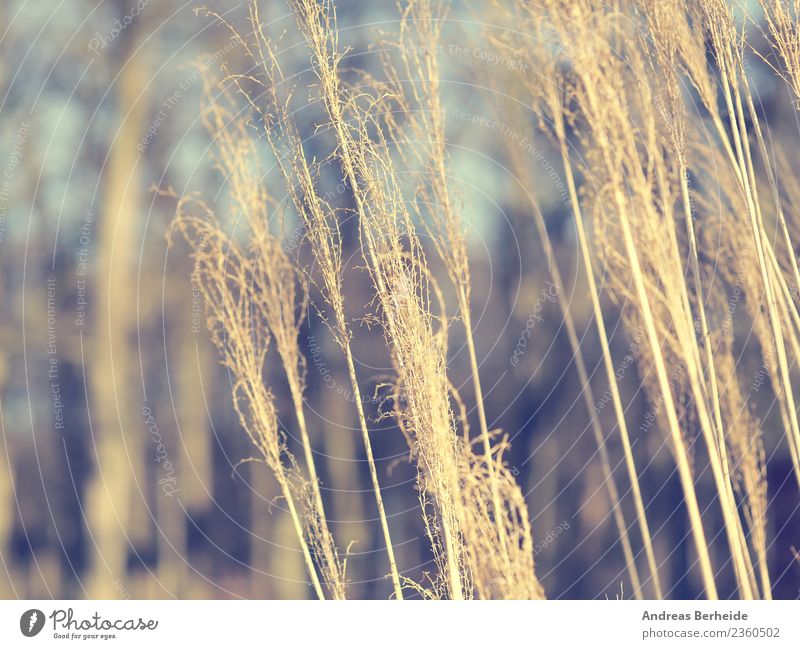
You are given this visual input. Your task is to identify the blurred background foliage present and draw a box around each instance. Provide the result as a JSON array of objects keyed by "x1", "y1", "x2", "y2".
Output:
[{"x1": 0, "y1": 0, "x2": 797, "y2": 600}]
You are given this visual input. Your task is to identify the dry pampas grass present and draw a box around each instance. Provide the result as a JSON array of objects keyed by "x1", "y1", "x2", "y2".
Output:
[{"x1": 171, "y1": 0, "x2": 800, "y2": 599}]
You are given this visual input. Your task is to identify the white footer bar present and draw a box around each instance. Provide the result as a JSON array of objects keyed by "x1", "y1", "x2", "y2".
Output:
[{"x1": 1, "y1": 600, "x2": 797, "y2": 647}]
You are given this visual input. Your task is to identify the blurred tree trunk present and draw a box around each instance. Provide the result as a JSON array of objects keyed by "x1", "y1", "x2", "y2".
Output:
[
  {"x1": 0, "y1": 355, "x2": 14, "y2": 597},
  {"x1": 155, "y1": 328, "x2": 214, "y2": 596},
  {"x1": 319, "y1": 374, "x2": 368, "y2": 596},
  {"x1": 0, "y1": 3, "x2": 17, "y2": 600},
  {"x1": 258, "y1": 465, "x2": 308, "y2": 599},
  {"x1": 84, "y1": 5, "x2": 149, "y2": 598},
  {"x1": 176, "y1": 329, "x2": 213, "y2": 511}
]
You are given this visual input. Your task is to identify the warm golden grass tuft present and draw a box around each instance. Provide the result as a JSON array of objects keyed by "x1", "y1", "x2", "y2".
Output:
[{"x1": 171, "y1": 0, "x2": 800, "y2": 600}]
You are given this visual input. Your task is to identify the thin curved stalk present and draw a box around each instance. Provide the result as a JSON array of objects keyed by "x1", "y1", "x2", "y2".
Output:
[{"x1": 557, "y1": 134, "x2": 664, "y2": 599}]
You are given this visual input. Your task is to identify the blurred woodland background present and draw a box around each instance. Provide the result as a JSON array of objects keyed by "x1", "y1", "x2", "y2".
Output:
[{"x1": 0, "y1": 0, "x2": 799, "y2": 600}]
